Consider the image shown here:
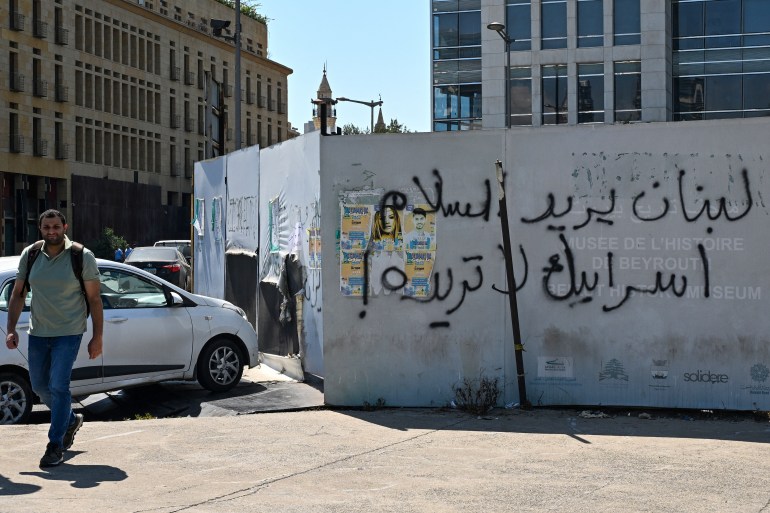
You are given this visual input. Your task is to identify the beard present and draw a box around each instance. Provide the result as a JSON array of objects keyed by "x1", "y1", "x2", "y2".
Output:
[{"x1": 45, "y1": 233, "x2": 65, "y2": 246}]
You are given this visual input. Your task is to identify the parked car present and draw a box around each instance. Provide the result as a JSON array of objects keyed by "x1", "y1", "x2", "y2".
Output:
[
  {"x1": 154, "y1": 240, "x2": 192, "y2": 265},
  {"x1": 125, "y1": 246, "x2": 191, "y2": 291},
  {"x1": 0, "y1": 257, "x2": 259, "y2": 425}
]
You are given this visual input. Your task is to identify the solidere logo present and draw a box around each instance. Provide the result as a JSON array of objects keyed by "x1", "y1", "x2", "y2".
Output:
[{"x1": 683, "y1": 370, "x2": 729, "y2": 384}]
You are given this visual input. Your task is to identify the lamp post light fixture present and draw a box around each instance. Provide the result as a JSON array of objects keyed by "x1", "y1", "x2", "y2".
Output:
[
  {"x1": 336, "y1": 96, "x2": 383, "y2": 133},
  {"x1": 211, "y1": 0, "x2": 242, "y2": 150},
  {"x1": 487, "y1": 22, "x2": 513, "y2": 129}
]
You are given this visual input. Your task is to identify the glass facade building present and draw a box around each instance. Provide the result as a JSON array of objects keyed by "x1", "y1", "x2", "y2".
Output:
[{"x1": 430, "y1": 0, "x2": 770, "y2": 130}]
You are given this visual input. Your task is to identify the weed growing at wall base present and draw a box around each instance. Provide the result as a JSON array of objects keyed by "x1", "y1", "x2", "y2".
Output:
[{"x1": 454, "y1": 376, "x2": 500, "y2": 415}]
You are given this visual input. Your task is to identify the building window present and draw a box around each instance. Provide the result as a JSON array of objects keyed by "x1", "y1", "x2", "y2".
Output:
[
  {"x1": 510, "y1": 67, "x2": 532, "y2": 126},
  {"x1": 542, "y1": 64, "x2": 567, "y2": 125},
  {"x1": 614, "y1": 0, "x2": 640, "y2": 45},
  {"x1": 614, "y1": 61, "x2": 641, "y2": 122},
  {"x1": 578, "y1": 63, "x2": 604, "y2": 123},
  {"x1": 578, "y1": 0, "x2": 603, "y2": 48},
  {"x1": 673, "y1": 0, "x2": 770, "y2": 120},
  {"x1": 541, "y1": 0, "x2": 567, "y2": 49},
  {"x1": 505, "y1": 0, "x2": 531, "y2": 51}
]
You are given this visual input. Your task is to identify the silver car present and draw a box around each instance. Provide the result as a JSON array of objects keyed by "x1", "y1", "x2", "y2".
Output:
[{"x1": 0, "y1": 257, "x2": 259, "y2": 425}]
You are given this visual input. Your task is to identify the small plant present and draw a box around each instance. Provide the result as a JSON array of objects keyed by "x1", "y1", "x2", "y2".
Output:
[
  {"x1": 362, "y1": 397, "x2": 386, "y2": 411},
  {"x1": 454, "y1": 375, "x2": 501, "y2": 415},
  {"x1": 130, "y1": 413, "x2": 156, "y2": 420}
]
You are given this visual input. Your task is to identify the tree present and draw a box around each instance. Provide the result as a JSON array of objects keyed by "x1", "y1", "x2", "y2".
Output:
[
  {"x1": 343, "y1": 118, "x2": 411, "y2": 135},
  {"x1": 341, "y1": 123, "x2": 370, "y2": 135},
  {"x1": 88, "y1": 228, "x2": 128, "y2": 260},
  {"x1": 374, "y1": 118, "x2": 412, "y2": 134}
]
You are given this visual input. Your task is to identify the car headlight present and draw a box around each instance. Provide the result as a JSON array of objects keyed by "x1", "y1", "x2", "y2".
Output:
[{"x1": 222, "y1": 302, "x2": 247, "y2": 320}]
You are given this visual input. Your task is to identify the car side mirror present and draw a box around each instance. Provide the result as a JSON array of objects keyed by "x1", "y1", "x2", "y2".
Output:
[{"x1": 169, "y1": 292, "x2": 185, "y2": 306}]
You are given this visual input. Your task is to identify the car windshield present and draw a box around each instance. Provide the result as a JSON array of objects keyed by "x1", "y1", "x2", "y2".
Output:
[{"x1": 125, "y1": 247, "x2": 178, "y2": 262}]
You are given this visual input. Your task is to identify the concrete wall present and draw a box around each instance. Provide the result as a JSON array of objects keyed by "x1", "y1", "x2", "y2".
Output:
[{"x1": 318, "y1": 118, "x2": 770, "y2": 410}]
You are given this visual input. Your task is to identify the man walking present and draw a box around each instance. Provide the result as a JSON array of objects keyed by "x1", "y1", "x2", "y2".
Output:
[{"x1": 5, "y1": 209, "x2": 103, "y2": 468}]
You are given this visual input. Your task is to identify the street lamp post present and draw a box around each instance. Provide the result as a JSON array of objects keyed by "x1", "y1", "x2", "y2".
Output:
[
  {"x1": 336, "y1": 96, "x2": 383, "y2": 133},
  {"x1": 211, "y1": 0, "x2": 242, "y2": 150},
  {"x1": 487, "y1": 22, "x2": 512, "y2": 129}
]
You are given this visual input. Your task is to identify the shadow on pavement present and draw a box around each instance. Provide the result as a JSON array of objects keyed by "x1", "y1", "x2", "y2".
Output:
[
  {"x1": 0, "y1": 474, "x2": 42, "y2": 496},
  {"x1": 332, "y1": 406, "x2": 770, "y2": 444},
  {"x1": 21, "y1": 457, "x2": 128, "y2": 489}
]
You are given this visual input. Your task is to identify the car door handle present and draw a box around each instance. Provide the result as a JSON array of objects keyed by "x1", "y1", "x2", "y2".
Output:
[
  {"x1": 106, "y1": 317, "x2": 128, "y2": 323},
  {"x1": 204, "y1": 315, "x2": 213, "y2": 320}
]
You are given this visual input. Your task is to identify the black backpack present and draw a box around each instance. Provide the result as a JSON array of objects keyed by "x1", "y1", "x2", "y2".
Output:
[{"x1": 21, "y1": 240, "x2": 89, "y2": 317}]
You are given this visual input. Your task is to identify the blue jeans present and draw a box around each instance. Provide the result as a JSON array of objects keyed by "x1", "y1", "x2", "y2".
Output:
[{"x1": 28, "y1": 334, "x2": 83, "y2": 447}]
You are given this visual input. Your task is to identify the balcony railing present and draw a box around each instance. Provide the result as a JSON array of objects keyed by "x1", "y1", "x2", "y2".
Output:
[
  {"x1": 10, "y1": 12, "x2": 25, "y2": 31},
  {"x1": 55, "y1": 26, "x2": 69, "y2": 45},
  {"x1": 224, "y1": 85, "x2": 233, "y2": 97},
  {"x1": 184, "y1": 71, "x2": 195, "y2": 85},
  {"x1": 170, "y1": 161, "x2": 180, "y2": 176},
  {"x1": 278, "y1": 103, "x2": 287, "y2": 114},
  {"x1": 170, "y1": 66, "x2": 180, "y2": 81},
  {"x1": 268, "y1": 100, "x2": 276, "y2": 112},
  {"x1": 34, "y1": 139, "x2": 48, "y2": 157},
  {"x1": 258, "y1": 96, "x2": 266, "y2": 108},
  {"x1": 248, "y1": 134, "x2": 256, "y2": 146},
  {"x1": 55, "y1": 84, "x2": 68, "y2": 102},
  {"x1": 247, "y1": 92, "x2": 255, "y2": 105},
  {"x1": 10, "y1": 134, "x2": 24, "y2": 154},
  {"x1": 33, "y1": 20, "x2": 48, "y2": 38},
  {"x1": 55, "y1": 142, "x2": 69, "y2": 160},
  {"x1": 10, "y1": 73, "x2": 25, "y2": 92},
  {"x1": 33, "y1": 79, "x2": 48, "y2": 97},
  {"x1": 185, "y1": 117, "x2": 195, "y2": 132}
]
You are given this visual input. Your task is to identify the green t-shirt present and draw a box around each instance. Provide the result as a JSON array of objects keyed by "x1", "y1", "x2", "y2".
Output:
[{"x1": 16, "y1": 236, "x2": 100, "y2": 337}]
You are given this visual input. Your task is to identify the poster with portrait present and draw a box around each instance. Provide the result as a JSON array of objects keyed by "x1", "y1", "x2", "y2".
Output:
[
  {"x1": 340, "y1": 250, "x2": 366, "y2": 297},
  {"x1": 340, "y1": 204, "x2": 373, "y2": 251},
  {"x1": 370, "y1": 203, "x2": 404, "y2": 253},
  {"x1": 403, "y1": 204, "x2": 436, "y2": 251}
]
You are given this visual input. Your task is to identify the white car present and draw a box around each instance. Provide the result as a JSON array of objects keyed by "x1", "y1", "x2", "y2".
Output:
[{"x1": 0, "y1": 257, "x2": 259, "y2": 425}]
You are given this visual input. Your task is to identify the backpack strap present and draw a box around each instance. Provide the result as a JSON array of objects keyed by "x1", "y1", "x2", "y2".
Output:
[
  {"x1": 21, "y1": 241, "x2": 45, "y2": 297},
  {"x1": 70, "y1": 241, "x2": 89, "y2": 318}
]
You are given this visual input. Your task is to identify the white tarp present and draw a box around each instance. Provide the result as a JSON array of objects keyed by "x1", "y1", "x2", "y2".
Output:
[
  {"x1": 225, "y1": 146, "x2": 260, "y2": 254},
  {"x1": 193, "y1": 157, "x2": 227, "y2": 299}
]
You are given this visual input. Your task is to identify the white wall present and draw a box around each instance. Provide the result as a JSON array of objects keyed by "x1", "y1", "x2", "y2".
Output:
[
  {"x1": 260, "y1": 132, "x2": 324, "y2": 376},
  {"x1": 318, "y1": 118, "x2": 770, "y2": 410}
]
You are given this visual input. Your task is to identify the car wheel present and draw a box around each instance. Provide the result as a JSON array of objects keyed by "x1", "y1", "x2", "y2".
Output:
[
  {"x1": 197, "y1": 338, "x2": 244, "y2": 392},
  {"x1": 0, "y1": 372, "x2": 33, "y2": 425}
]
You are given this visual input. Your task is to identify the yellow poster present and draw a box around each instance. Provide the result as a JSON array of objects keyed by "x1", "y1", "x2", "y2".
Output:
[
  {"x1": 404, "y1": 250, "x2": 435, "y2": 298},
  {"x1": 340, "y1": 205, "x2": 372, "y2": 251},
  {"x1": 340, "y1": 250, "x2": 366, "y2": 297},
  {"x1": 307, "y1": 227, "x2": 322, "y2": 269}
]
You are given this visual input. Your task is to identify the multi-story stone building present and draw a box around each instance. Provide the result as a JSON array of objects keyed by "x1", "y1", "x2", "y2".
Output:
[
  {"x1": 1, "y1": 0, "x2": 291, "y2": 253},
  {"x1": 431, "y1": 0, "x2": 770, "y2": 130}
]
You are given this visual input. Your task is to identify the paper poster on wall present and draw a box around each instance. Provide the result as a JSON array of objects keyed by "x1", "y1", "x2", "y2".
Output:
[
  {"x1": 340, "y1": 250, "x2": 365, "y2": 297},
  {"x1": 192, "y1": 198, "x2": 205, "y2": 237},
  {"x1": 369, "y1": 203, "x2": 404, "y2": 253},
  {"x1": 212, "y1": 196, "x2": 224, "y2": 242},
  {"x1": 403, "y1": 204, "x2": 436, "y2": 251},
  {"x1": 340, "y1": 204, "x2": 373, "y2": 251},
  {"x1": 308, "y1": 227, "x2": 322, "y2": 270},
  {"x1": 404, "y1": 251, "x2": 435, "y2": 298}
]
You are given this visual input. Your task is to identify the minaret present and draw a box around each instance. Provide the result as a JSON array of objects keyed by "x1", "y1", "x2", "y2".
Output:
[
  {"x1": 374, "y1": 106, "x2": 386, "y2": 132},
  {"x1": 312, "y1": 65, "x2": 337, "y2": 133}
]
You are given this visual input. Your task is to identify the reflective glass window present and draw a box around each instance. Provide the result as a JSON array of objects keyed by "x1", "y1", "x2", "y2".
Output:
[
  {"x1": 458, "y1": 11, "x2": 481, "y2": 46},
  {"x1": 614, "y1": 61, "x2": 641, "y2": 122},
  {"x1": 434, "y1": 13, "x2": 458, "y2": 47},
  {"x1": 542, "y1": 0, "x2": 567, "y2": 49},
  {"x1": 674, "y1": 77, "x2": 705, "y2": 120},
  {"x1": 704, "y1": 75, "x2": 742, "y2": 114},
  {"x1": 542, "y1": 65, "x2": 568, "y2": 125},
  {"x1": 578, "y1": 0, "x2": 603, "y2": 48},
  {"x1": 506, "y1": 0, "x2": 532, "y2": 51},
  {"x1": 509, "y1": 67, "x2": 532, "y2": 126},
  {"x1": 704, "y1": 0, "x2": 741, "y2": 48},
  {"x1": 744, "y1": 0, "x2": 770, "y2": 34},
  {"x1": 743, "y1": 74, "x2": 770, "y2": 113},
  {"x1": 578, "y1": 63, "x2": 605, "y2": 123},
  {"x1": 614, "y1": 0, "x2": 640, "y2": 45},
  {"x1": 459, "y1": 84, "x2": 482, "y2": 119},
  {"x1": 434, "y1": 86, "x2": 459, "y2": 119}
]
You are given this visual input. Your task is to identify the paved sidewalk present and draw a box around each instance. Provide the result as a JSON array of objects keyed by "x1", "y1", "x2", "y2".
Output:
[{"x1": 1, "y1": 407, "x2": 769, "y2": 513}]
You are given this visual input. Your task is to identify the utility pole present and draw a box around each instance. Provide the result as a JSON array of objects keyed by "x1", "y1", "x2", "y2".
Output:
[{"x1": 336, "y1": 96, "x2": 383, "y2": 133}]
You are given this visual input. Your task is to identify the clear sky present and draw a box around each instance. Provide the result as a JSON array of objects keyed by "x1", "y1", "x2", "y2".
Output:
[{"x1": 255, "y1": 1, "x2": 431, "y2": 133}]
